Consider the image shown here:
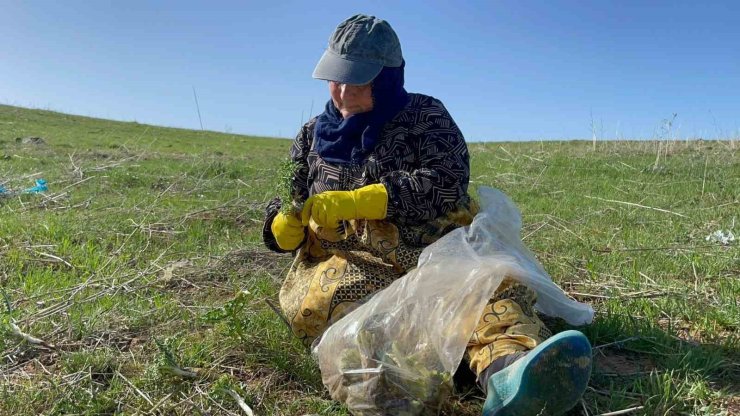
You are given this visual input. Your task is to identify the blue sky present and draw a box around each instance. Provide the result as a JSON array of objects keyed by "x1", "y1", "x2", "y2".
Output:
[{"x1": 2, "y1": 1, "x2": 738, "y2": 141}]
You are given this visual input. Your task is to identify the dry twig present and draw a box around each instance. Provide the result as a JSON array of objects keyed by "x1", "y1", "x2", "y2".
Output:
[
  {"x1": 593, "y1": 336, "x2": 642, "y2": 351},
  {"x1": 225, "y1": 389, "x2": 255, "y2": 416},
  {"x1": 597, "y1": 406, "x2": 644, "y2": 416},
  {"x1": 9, "y1": 322, "x2": 55, "y2": 349},
  {"x1": 117, "y1": 370, "x2": 154, "y2": 406},
  {"x1": 584, "y1": 195, "x2": 688, "y2": 218}
]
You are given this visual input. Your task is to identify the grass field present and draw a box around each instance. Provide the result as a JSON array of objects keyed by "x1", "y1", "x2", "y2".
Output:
[{"x1": 0, "y1": 104, "x2": 737, "y2": 415}]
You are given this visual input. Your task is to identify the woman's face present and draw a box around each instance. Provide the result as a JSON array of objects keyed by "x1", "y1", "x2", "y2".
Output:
[{"x1": 329, "y1": 81, "x2": 373, "y2": 118}]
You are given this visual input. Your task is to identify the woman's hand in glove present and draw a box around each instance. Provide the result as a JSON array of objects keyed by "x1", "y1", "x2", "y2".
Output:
[
  {"x1": 271, "y1": 211, "x2": 306, "y2": 251},
  {"x1": 301, "y1": 184, "x2": 388, "y2": 228}
]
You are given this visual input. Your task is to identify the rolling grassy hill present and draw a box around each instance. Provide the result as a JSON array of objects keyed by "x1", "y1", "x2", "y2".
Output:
[{"x1": 0, "y1": 105, "x2": 737, "y2": 415}]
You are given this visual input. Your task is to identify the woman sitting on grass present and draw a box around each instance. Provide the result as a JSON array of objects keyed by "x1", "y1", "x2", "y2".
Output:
[{"x1": 262, "y1": 14, "x2": 592, "y2": 416}]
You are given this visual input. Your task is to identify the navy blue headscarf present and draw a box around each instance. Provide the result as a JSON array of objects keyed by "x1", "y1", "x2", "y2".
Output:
[{"x1": 313, "y1": 62, "x2": 409, "y2": 164}]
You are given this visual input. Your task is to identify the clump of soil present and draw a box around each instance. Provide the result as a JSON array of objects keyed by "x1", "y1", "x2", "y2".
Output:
[{"x1": 593, "y1": 351, "x2": 656, "y2": 376}]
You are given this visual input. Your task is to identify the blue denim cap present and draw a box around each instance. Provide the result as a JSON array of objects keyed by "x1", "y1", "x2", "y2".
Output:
[{"x1": 313, "y1": 14, "x2": 403, "y2": 85}]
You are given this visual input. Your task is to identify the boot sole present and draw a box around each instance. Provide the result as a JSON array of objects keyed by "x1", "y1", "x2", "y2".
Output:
[{"x1": 483, "y1": 330, "x2": 592, "y2": 416}]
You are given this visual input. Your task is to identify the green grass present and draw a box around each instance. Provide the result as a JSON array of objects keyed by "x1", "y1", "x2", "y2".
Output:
[{"x1": 0, "y1": 104, "x2": 737, "y2": 415}]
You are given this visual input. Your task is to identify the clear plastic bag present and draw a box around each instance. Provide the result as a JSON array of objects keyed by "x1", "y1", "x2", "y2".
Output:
[{"x1": 312, "y1": 187, "x2": 594, "y2": 415}]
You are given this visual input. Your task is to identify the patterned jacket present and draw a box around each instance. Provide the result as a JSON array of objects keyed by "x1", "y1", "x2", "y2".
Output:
[{"x1": 263, "y1": 93, "x2": 471, "y2": 252}]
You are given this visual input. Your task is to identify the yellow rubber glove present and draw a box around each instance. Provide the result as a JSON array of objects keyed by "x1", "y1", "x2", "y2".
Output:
[
  {"x1": 301, "y1": 183, "x2": 388, "y2": 228},
  {"x1": 271, "y1": 211, "x2": 305, "y2": 251}
]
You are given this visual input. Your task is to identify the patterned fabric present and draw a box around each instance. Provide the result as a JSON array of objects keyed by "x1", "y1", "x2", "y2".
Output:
[
  {"x1": 466, "y1": 279, "x2": 552, "y2": 377},
  {"x1": 284, "y1": 93, "x2": 470, "y2": 226}
]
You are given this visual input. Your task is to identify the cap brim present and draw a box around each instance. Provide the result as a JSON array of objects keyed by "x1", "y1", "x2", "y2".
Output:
[{"x1": 312, "y1": 49, "x2": 383, "y2": 85}]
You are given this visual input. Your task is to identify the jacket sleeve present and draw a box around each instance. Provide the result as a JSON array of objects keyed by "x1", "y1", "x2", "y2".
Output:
[
  {"x1": 288, "y1": 119, "x2": 314, "y2": 204},
  {"x1": 379, "y1": 101, "x2": 470, "y2": 224},
  {"x1": 262, "y1": 120, "x2": 314, "y2": 253}
]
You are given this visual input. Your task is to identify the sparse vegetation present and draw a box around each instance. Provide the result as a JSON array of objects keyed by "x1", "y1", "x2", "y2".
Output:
[{"x1": 0, "y1": 104, "x2": 737, "y2": 415}]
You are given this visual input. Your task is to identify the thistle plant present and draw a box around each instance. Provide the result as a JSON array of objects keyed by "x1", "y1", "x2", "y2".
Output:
[{"x1": 276, "y1": 158, "x2": 302, "y2": 215}]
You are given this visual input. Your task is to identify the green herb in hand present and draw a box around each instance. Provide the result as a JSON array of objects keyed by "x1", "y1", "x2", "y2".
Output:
[{"x1": 277, "y1": 158, "x2": 302, "y2": 215}]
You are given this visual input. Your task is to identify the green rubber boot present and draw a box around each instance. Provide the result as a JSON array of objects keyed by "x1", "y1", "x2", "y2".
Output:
[{"x1": 482, "y1": 330, "x2": 592, "y2": 416}]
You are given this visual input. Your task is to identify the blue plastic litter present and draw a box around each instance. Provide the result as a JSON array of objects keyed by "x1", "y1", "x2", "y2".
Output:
[
  {"x1": 0, "y1": 179, "x2": 49, "y2": 197},
  {"x1": 23, "y1": 179, "x2": 48, "y2": 194}
]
